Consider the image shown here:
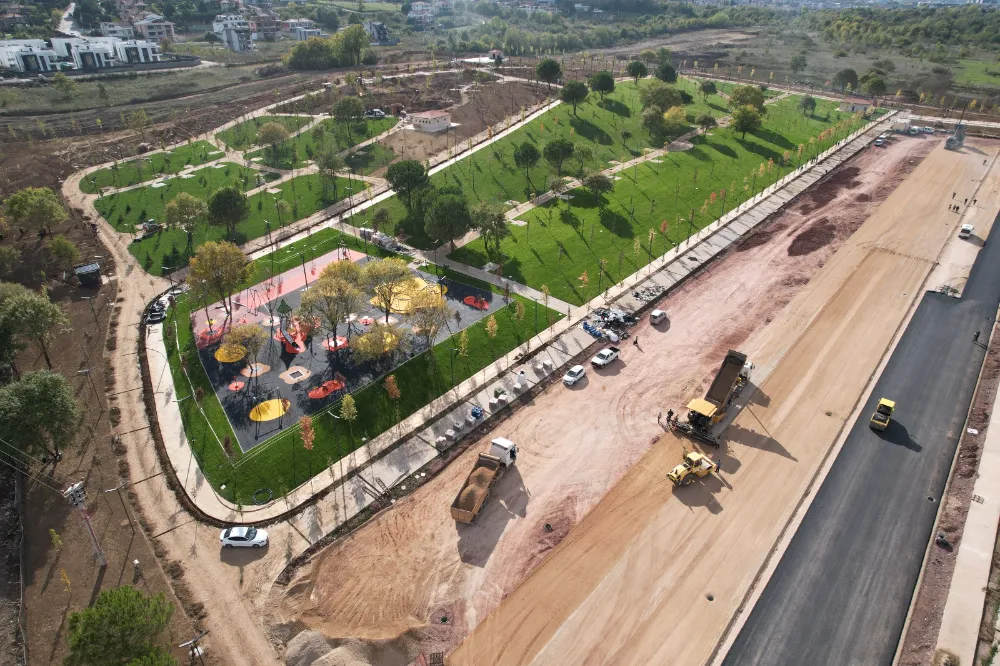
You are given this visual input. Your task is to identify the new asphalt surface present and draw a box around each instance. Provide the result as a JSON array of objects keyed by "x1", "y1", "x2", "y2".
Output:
[{"x1": 723, "y1": 212, "x2": 1000, "y2": 666}]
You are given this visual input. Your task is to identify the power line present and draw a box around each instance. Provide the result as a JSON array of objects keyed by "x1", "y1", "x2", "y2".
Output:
[
  {"x1": 0, "y1": 449, "x2": 64, "y2": 494},
  {"x1": 0, "y1": 437, "x2": 69, "y2": 486},
  {"x1": 0, "y1": 446, "x2": 64, "y2": 491}
]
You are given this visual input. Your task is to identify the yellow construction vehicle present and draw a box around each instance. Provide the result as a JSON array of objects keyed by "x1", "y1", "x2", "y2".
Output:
[
  {"x1": 869, "y1": 398, "x2": 895, "y2": 431},
  {"x1": 668, "y1": 350, "x2": 754, "y2": 448},
  {"x1": 668, "y1": 451, "x2": 719, "y2": 487}
]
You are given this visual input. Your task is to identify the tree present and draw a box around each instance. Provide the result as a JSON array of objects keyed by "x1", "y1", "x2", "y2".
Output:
[
  {"x1": 207, "y1": 185, "x2": 250, "y2": 240},
  {"x1": 641, "y1": 105, "x2": 665, "y2": 136},
  {"x1": 6, "y1": 186, "x2": 68, "y2": 233},
  {"x1": 385, "y1": 160, "x2": 428, "y2": 214},
  {"x1": 52, "y1": 72, "x2": 76, "y2": 99},
  {"x1": 0, "y1": 246, "x2": 18, "y2": 277},
  {"x1": 353, "y1": 321, "x2": 405, "y2": 360},
  {"x1": 409, "y1": 289, "x2": 449, "y2": 352},
  {"x1": 47, "y1": 235, "x2": 80, "y2": 269},
  {"x1": 873, "y1": 58, "x2": 896, "y2": 73},
  {"x1": 300, "y1": 264, "x2": 364, "y2": 346},
  {"x1": 860, "y1": 74, "x2": 887, "y2": 97},
  {"x1": 728, "y1": 85, "x2": 766, "y2": 113},
  {"x1": 65, "y1": 586, "x2": 174, "y2": 666},
  {"x1": 588, "y1": 70, "x2": 615, "y2": 102},
  {"x1": 472, "y1": 202, "x2": 509, "y2": 262},
  {"x1": 275, "y1": 199, "x2": 292, "y2": 227},
  {"x1": 790, "y1": 54, "x2": 808, "y2": 75},
  {"x1": 639, "y1": 49, "x2": 658, "y2": 64},
  {"x1": 0, "y1": 285, "x2": 70, "y2": 370},
  {"x1": 543, "y1": 138, "x2": 575, "y2": 176},
  {"x1": 363, "y1": 257, "x2": 412, "y2": 323},
  {"x1": 731, "y1": 105, "x2": 763, "y2": 139},
  {"x1": 164, "y1": 192, "x2": 207, "y2": 241},
  {"x1": 582, "y1": 172, "x2": 613, "y2": 204},
  {"x1": 186, "y1": 241, "x2": 250, "y2": 321},
  {"x1": 698, "y1": 80, "x2": 717, "y2": 99},
  {"x1": 798, "y1": 95, "x2": 817, "y2": 116},
  {"x1": 425, "y1": 190, "x2": 473, "y2": 249},
  {"x1": 655, "y1": 62, "x2": 677, "y2": 83},
  {"x1": 696, "y1": 113, "x2": 717, "y2": 133},
  {"x1": 257, "y1": 122, "x2": 289, "y2": 163},
  {"x1": 333, "y1": 96, "x2": 365, "y2": 144},
  {"x1": 0, "y1": 370, "x2": 79, "y2": 460},
  {"x1": 372, "y1": 208, "x2": 391, "y2": 234},
  {"x1": 287, "y1": 37, "x2": 338, "y2": 70},
  {"x1": 222, "y1": 324, "x2": 268, "y2": 378},
  {"x1": 626, "y1": 60, "x2": 648, "y2": 85},
  {"x1": 639, "y1": 80, "x2": 682, "y2": 111},
  {"x1": 535, "y1": 58, "x2": 562, "y2": 90},
  {"x1": 560, "y1": 80, "x2": 589, "y2": 116},
  {"x1": 127, "y1": 109, "x2": 151, "y2": 142},
  {"x1": 512, "y1": 141, "x2": 540, "y2": 186},
  {"x1": 833, "y1": 68, "x2": 859, "y2": 92},
  {"x1": 621, "y1": 129, "x2": 632, "y2": 147},
  {"x1": 662, "y1": 106, "x2": 688, "y2": 134},
  {"x1": 316, "y1": 147, "x2": 344, "y2": 200},
  {"x1": 336, "y1": 24, "x2": 368, "y2": 66}
]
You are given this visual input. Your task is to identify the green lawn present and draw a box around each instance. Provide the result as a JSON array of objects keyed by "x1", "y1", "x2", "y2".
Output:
[
  {"x1": 344, "y1": 141, "x2": 396, "y2": 175},
  {"x1": 163, "y1": 227, "x2": 563, "y2": 503},
  {"x1": 216, "y1": 115, "x2": 314, "y2": 150},
  {"x1": 697, "y1": 78, "x2": 784, "y2": 98},
  {"x1": 451, "y1": 97, "x2": 864, "y2": 305},
  {"x1": 244, "y1": 117, "x2": 398, "y2": 169},
  {"x1": 955, "y1": 59, "x2": 1000, "y2": 87},
  {"x1": 96, "y1": 170, "x2": 365, "y2": 274},
  {"x1": 344, "y1": 80, "x2": 731, "y2": 249},
  {"x1": 80, "y1": 141, "x2": 222, "y2": 194}
]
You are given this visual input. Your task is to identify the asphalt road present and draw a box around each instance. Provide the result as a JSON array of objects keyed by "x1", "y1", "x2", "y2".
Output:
[{"x1": 723, "y1": 212, "x2": 1000, "y2": 666}]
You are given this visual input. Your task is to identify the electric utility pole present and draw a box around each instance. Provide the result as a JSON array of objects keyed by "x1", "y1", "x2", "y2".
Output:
[{"x1": 64, "y1": 482, "x2": 107, "y2": 568}]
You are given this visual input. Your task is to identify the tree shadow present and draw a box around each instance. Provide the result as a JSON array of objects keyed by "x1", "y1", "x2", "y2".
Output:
[
  {"x1": 706, "y1": 141, "x2": 738, "y2": 159},
  {"x1": 559, "y1": 207, "x2": 581, "y2": 227},
  {"x1": 601, "y1": 98, "x2": 631, "y2": 118},
  {"x1": 569, "y1": 117, "x2": 612, "y2": 145},
  {"x1": 685, "y1": 146, "x2": 712, "y2": 162},
  {"x1": 598, "y1": 208, "x2": 635, "y2": 238},
  {"x1": 456, "y1": 465, "x2": 527, "y2": 567},
  {"x1": 756, "y1": 128, "x2": 795, "y2": 150}
]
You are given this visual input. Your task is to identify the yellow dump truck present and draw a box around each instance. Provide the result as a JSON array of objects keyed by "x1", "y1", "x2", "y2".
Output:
[
  {"x1": 668, "y1": 452, "x2": 719, "y2": 487},
  {"x1": 451, "y1": 438, "x2": 518, "y2": 523},
  {"x1": 670, "y1": 350, "x2": 754, "y2": 447},
  {"x1": 869, "y1": 398, "x2": 895, "y2": 431}
]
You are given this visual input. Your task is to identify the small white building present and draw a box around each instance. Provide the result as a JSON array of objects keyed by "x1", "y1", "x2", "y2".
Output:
[
  {"x1": 839, "y1": 97, "x2": 873, "y2": 113},
  {"x1": 99, "y1": 22, "x2": 135, "y2": 39},
  {"x1": 410, "y1": 109, "x2": 452, "y2": 133}
]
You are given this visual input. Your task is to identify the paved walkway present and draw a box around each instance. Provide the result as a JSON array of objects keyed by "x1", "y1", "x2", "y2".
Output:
[
  {"x1": 936, "y1": 357, "x2": 1000, "y2": 664},
  {"x1": 144, "y1": 108, "x2": 894, "y2": 523}
]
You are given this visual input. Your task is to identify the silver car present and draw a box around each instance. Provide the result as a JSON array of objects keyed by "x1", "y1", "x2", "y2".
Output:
[{"x1": 220, "y1": 526, "x2": 269, "y2": 548}]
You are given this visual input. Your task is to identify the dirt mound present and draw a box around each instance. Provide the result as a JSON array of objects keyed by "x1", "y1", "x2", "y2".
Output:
[
  {"x1": 788, "y1": 219, "x2": 837, "y2": 256},
  {"x1": 855, "y1": 193, "x2": 872, "y2": 202},
  {"x1": 799, "y1": 167, "x2": 863, "y2": 214},
  {"x1": 736, "y1": 221, "x2": 788, "y2": 253},
  {"x1": 286, "y1": 631, "x2": 336, "y2": 666},
  {"x1": 312, "y1": 640, "x2": 371, "y2": 666},
  {"x1": 456, "y1": 467, "x2": 493, "y2": 510}
]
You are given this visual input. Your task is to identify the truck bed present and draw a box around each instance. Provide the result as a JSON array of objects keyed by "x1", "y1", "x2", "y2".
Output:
[
  {"x1": 451, "y1": 454, "x2": 503, "y2": 523},
  {"x1": 705, "y1": 350, "x2": 747, "y2": 406}
]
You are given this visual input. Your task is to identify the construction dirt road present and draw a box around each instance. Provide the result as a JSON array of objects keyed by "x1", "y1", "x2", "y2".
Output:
[
  {"x1": 450, "y1": 139, "x2": 998, "y2": 666},
  {"x1": 273, "y1": 135, "x2": 961, "y2": 663}
]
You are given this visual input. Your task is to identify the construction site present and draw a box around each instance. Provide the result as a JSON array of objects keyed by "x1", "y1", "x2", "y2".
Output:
[{"x1": 259, "y1": 123, "x2": 1000, "y2": 665}]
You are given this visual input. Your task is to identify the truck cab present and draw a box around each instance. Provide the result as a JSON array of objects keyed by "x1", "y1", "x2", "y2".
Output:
[
  {"x1": 870, "y1": 398, "x2": 894, "y2": 432},
  {"x1": 488, "y1": 437, "x2": 518, "y2": 467}
]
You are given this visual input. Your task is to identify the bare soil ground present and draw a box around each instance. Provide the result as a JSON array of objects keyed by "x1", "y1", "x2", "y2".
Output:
[
  {"x1": 271, "y1": 132, "x2": 936, "y2": 662},
  {"x1": 380, "y1": 79, "x2": 549, "y2": 166}
]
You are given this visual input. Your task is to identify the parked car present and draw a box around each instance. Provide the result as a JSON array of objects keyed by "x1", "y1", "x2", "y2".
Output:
[
  {"x1": 921, "y1": 126, "x2": 935, "y2": 134},
  {"x1": 563, "y1": 365, "x2": 586, "y2": 386},
  {"x1": 959, "y1": 223, "x2": 974, "y2": 239},
  {"x1": 650, "y1": 309, "x2": 667, "y2": 325},
  {"x1": 591, "y1": 347, "x2": 620, "y2": 367},
  {"x1": 874, "y1": 138, "x2": 885, "y2": 147},
  {"x1": 220, "y1": 526, "x2": 269, "y2": 548},
  {"x1": 364, "y1": 109, "x2": 386, "y2": 119},
  {"x1": 145, "y1": 310, "x2": 166, "y2": 324}
]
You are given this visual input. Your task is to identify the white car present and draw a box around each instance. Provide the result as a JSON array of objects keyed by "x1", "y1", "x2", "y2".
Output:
[
  {"x1": 364, "y1": 109, "x2": 386, "y2": 119},
  {"x1": 220, "y1": 526, "x2": 269, "y2": 548},
  {"x1": 959, "y1": 223, "x2": 974, "y2": 239},
  {"x1": 874, "y1": 138, "x2": 885, "y2": 147},
  {"x1": 563, "y1": 365, "x2": 586, "y2": 386},
  {"x1": 650, "y1": 309, "x2": 667, "y2": 324}
]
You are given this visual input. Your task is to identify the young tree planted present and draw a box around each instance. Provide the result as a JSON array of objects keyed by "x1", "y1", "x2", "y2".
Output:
[
  {"x1": 512, "y1": 141, "x2": 541, "y2": 187},
  {"x1": 363, "y1": 257, "x2": 413, "y2": 323},
  {"x1": 471, "y1": 201, "x2": 509, "y2": 261},
  {"x1": 185, "y1": 241, "x2": 251, "y2": 321}
]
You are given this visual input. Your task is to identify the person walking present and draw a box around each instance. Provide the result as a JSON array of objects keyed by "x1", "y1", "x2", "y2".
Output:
[
  {"x1": 974, "y1": 330, "x2": 981, "y2": 343},
  {"x1": 633, "y1": 336, "x2": 639, "y2": 347}
]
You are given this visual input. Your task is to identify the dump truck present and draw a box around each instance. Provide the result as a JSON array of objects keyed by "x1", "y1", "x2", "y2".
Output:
[
  {"x1": 451, "y1": 438, "x2": 518, "y2": 523},
  {"x1": 669, "y1": 350, "x2": 754, "y2": 447},
  {"x1": 869, "y1": 398, "x2": 894, "y2": 432},
  {"x1": 668, "y1": 451, "x2": 719, "y2": 487}
]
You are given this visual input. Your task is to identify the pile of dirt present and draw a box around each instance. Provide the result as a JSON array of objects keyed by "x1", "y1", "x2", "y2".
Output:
[
  {"x1": 736, "y1": 221, "x2": 788, "y2": 253},
  {"x1": 799, "y1": 166, "x2": 863, "y2": 214},
  {"x1": 284, "y1": 631, "x2": 415, "y2": 666},
  {"x1": 788, "y1": 218, "x2": 837, "y2": 257},
  {"x1": 456, "y1": 467, "x2": 492, "y2": 511},
  {"x1": 286, "y1": 630, "x2": 335, "y2": 666}
]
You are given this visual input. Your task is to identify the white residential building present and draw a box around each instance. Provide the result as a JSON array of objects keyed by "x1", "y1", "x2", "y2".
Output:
[
  {"x1": 114, "y1": 39, "x2": 161, "y2": 64},
  {"x1": 408, "y1": 1, "x2": 434, "y2": 22},
  {"x1": 99, "y1": 22, "x2": 135, "y2": 39},
  {"x1": 433, "y1": 0, "x2": 454, "y2": 12},
  {"x1": 213, "y1": 14, "x2": 254, "y2": 52},
  {"x1": 410, "y1": 109, "x2": 451, "y2": 132},
  {"x1": 0, "y1": 41, "x2": 57, "y2": 73},
  {"x1": 52, "y1": 37, "x2": 117, "y2": 69},
  {"x1": 133, "y1": 13, "x2": 175, "y2": 41}
]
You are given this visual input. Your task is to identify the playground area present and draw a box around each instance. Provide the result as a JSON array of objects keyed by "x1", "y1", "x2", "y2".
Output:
[{"x1": 189, "y1": 248, "x2": 496, "y2": 452}]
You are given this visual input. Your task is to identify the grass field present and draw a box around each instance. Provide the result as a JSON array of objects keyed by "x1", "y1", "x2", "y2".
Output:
[
  {"x1": 162, "y1": 228, "x2": 563, "y2": 503},
  {"x1": 344, "y1": 141, "x2": 397, "y2": 175},
  {"x1": 96, "y1": 169, "x2": 364, "y2": 274},
  {"x1": 244, "y1": 117, "x2": 397, "y2": 169},
  {"x1": 696, "y1": 78, "x2": 783, "y2": 98},
  {"x1": 451, "y1": 97, "x2": 861, "y2": 305},
  {"x1": 80, "y1": 140, "x2": 222, "y2": 194},
  {"x1": 216, "y1": 114, "x2": 314, "y2": 150},
  {"x1": 955, "y1": 59, "x2": 1000, "y2": 86},
  {"x1": 344, "y1": 79, "x2": 732, "y2": 249}
]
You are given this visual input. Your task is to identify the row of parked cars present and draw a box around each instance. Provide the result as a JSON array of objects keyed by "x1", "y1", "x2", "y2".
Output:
[{"x1": 562, "y1": 310, "x2": 667, "y2": 386}]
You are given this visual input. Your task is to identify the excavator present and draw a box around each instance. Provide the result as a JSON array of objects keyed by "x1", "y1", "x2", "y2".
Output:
[{"x1": 668, "y1": 350, "x2": 754, "y2": 448}]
